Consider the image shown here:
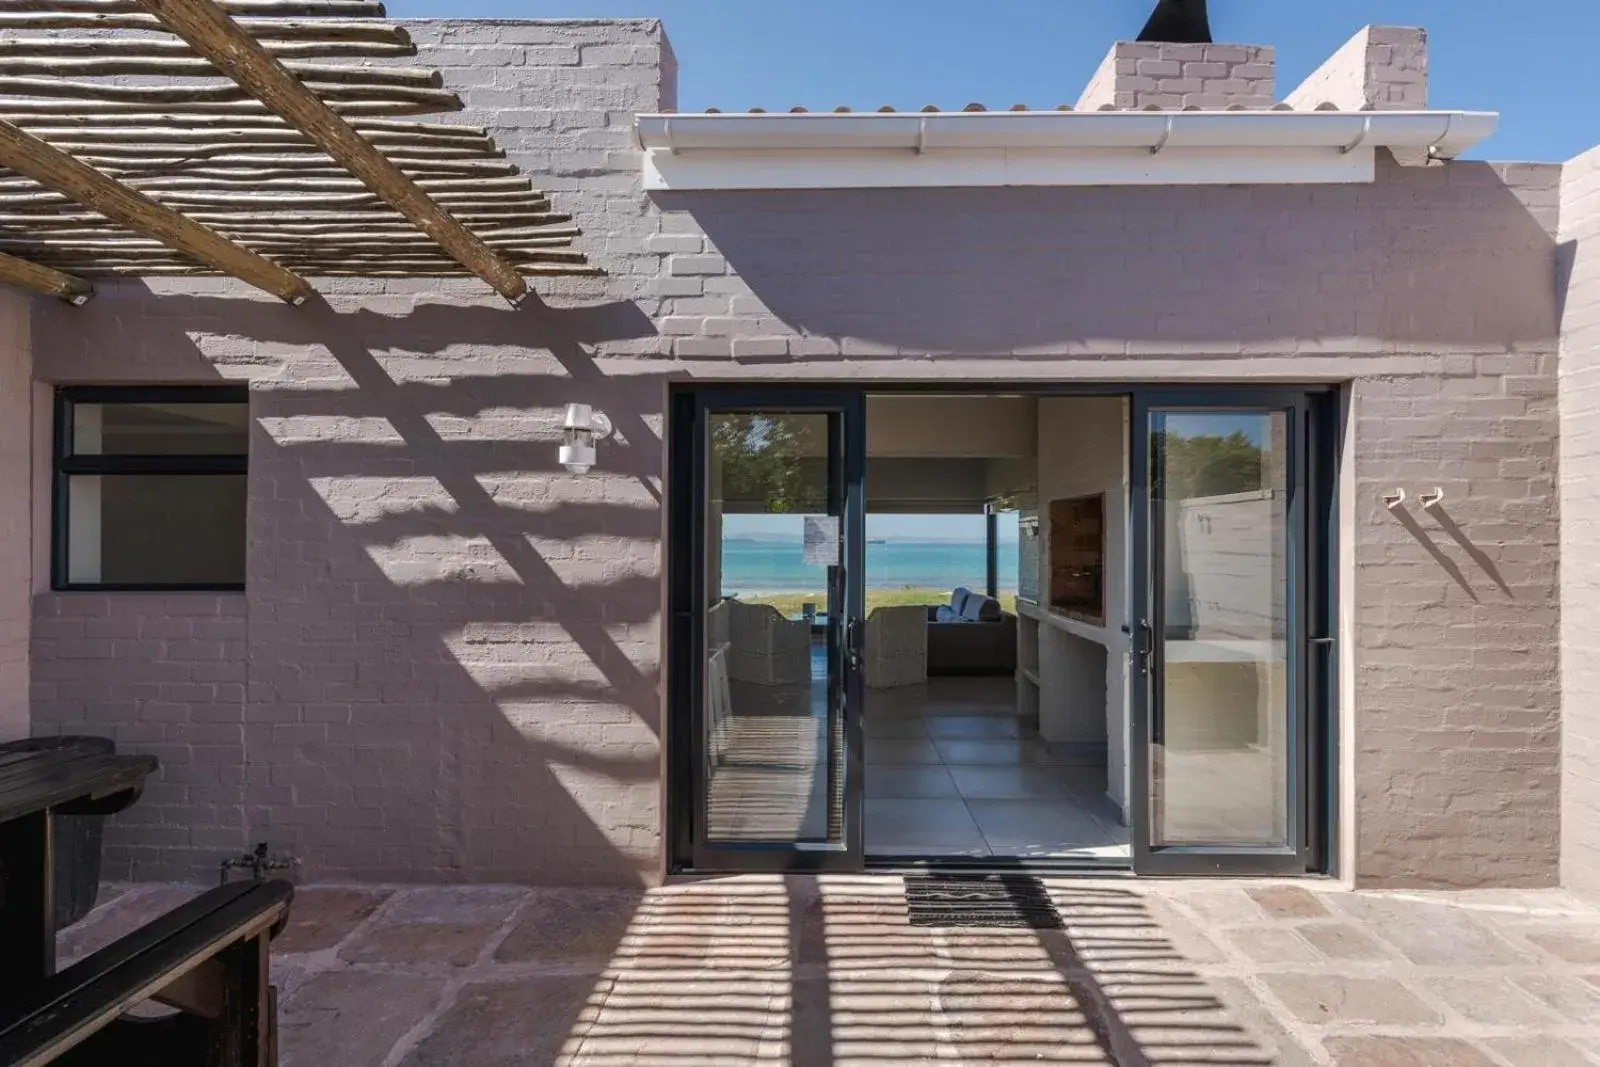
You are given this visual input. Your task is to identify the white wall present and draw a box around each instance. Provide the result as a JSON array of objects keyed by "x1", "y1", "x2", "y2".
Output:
[{"x1": 1035, "y1": 396, "x2": 1130, "y2": 816}]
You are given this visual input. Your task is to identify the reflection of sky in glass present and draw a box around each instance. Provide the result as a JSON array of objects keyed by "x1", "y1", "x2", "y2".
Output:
[
  {"x1": 724, "y1": 511, "x2": 1020, "y2": 544},
  {"x1": 1160, "y1": 411, "x2": 1269, "y2": 445}
]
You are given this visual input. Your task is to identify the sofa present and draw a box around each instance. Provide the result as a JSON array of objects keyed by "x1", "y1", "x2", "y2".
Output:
[{"x1": 926, "y1": 587, "x2": 1018, "y2": 675}]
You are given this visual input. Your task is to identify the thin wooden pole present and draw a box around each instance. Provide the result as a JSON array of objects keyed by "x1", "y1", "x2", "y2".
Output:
[
  {"x1": 0, "y1": 119, "x2": 312, "y2": 302},
  {"x1": 0, "y1": 250, "x2": 92, "y2": 303},
  {"x1": 135, "y1": 0, "x2": 529, "y2": 301}
]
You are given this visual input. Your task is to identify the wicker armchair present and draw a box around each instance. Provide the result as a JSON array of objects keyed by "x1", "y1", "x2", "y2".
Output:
[
  {"x1": 865, "y1": 605, "x2": 928, "y2": 689},
  {"x1": 726, "y1": 600, "x2": 813, "y2": 686}
]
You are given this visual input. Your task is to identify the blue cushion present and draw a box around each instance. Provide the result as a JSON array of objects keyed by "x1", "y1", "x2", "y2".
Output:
[{"x1": 935, "y1": 605, "x2": 962, "y2": 623}]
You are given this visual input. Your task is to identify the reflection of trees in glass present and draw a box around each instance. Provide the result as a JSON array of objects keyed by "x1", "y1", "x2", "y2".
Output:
[
  {"x1": 710, "y1": 413, "x2": 823, "y2": 514},
  {"x1": 1160, "y1": 431, "x2": 1266, "y2": 498}
]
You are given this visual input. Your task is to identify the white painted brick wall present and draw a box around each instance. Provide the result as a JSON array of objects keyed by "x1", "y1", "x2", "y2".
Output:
[
  {"x1": 1077, "y1": 41, "x2": 1275, "y2": 110},
  {"x1": 1560, "y1": 144, "x2": 1600, "y2": 897}
]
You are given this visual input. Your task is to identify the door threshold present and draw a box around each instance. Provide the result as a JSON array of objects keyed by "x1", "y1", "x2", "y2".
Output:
[{"x1": 866, "y1": 855, "x2": 1134, "y2": 877}]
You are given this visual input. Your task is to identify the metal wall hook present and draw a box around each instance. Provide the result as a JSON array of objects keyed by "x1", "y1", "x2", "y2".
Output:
[
  {"x1": 1419, "y1": 487, "x2": 1445, "y2": 509},
  {"x1": 1383, "y1": 487, "x2": 1406, "y2": 510}
]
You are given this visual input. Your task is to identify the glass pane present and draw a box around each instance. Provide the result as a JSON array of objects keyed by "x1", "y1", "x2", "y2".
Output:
[
  {"x1": 72, "y1": 401, "x2": 247, "y2": 456},
  {"x1": 703, "y1": 412, "x2": 843, "y2": 846},
  {"x1": 1151, "y1": 410, "x2": 1289, "y2": 848},
  {"x1": 66, "y1": 474, "x2": 246, "y2": 586}
]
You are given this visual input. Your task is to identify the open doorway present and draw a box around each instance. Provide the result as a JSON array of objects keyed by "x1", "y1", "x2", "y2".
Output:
[
  {"x1": 669, "y1": 385, "x2": 1330, "y2": 876},
  {"x1": 854, "y1": 394, "x2": 1131, "y2": 862}
]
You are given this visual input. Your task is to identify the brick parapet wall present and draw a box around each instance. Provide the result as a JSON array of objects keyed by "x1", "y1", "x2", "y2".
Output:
[
  {"x1": 1560, "y1": 144, "x2": 1600, "y2": 896},
  {"x1": 23, "y1": 19, "x2": 1571, "y2": 889},
  {"x1": 1077, "y1": 41, "x2": 1275, "y2": 111}
]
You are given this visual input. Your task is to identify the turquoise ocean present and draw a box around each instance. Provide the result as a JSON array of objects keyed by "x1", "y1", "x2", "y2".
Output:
[{"x1": 721, "y1": 538, "x2": 1019, "y2": 596}]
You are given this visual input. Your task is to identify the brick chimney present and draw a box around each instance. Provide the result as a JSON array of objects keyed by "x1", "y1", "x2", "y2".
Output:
[
  {"x1": 1075, "y1": 41, "x2": 1276, "y2": 111},
  {"x1": 1284, "y1": 26, "x2": 1428, "y2": 111}
]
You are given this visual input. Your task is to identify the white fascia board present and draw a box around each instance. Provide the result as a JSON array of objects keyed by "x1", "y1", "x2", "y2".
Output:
[{"x1": 635, "y1": 109, "x2": 1498, "y2": 191}]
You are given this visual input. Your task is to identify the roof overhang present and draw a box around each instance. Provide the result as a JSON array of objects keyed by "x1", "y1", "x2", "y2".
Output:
[{"x1": 635, "y1": 109, "x2": 1499, "y2": 191}]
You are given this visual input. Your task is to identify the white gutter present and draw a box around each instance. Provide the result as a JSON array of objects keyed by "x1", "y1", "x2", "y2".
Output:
[{"x1": 635, "y1": 109, "x2": 1499, "y2": 191}]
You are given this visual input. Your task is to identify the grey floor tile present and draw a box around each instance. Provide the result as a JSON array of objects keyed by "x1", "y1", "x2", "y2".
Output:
[
  {"x1": 866, "y1": 763, "x2": 962, "y2": 799},
  {"x1": 866, "y1": 798, "x2": 990, "y2": 857},
  {"x1": 947, "y1": 763, "x2": 1075, "y2": 800},
  {"x1": 923, "y1": 716, "x2": 1024, "y2": 739},
  {"x1": 966, "y1": 798, "x2": 1120, "y2": 857},
  {"x1": 865, "y1": 737, "x2": 945, "y2": 764}
]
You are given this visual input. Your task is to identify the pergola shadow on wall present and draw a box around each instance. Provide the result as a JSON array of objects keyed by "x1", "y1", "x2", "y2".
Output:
[
  {"x1": 13, "y1": 0, "x2": 666, "y2": 880},
  {"x1": 0, "y1": 0, "x2": 598, "y2": 304}
]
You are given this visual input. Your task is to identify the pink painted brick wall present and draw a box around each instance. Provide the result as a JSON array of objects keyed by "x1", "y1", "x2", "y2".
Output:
[
  {"x1": 22, "y1": 20, "x2": 1573, "y2": 889},
  {"x1": 0, "y1": 290, "x2": 28, "y2": 739},
  {"x1": 1560, "y1": 145, "x2": 1600, "y2": 897},
  {"x1": 30, "y1": 595, "x2": 248, "y2": 878}
]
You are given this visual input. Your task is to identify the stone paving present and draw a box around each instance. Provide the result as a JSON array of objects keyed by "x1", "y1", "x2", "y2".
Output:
[{"x1": 56, "y1": 876, "x2": 1600, "y2": 1065}]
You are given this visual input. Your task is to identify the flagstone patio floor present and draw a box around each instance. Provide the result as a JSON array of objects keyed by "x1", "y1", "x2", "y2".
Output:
[{"x1": 57, "y1": 876, "x2": 1600, "y2": 1065}]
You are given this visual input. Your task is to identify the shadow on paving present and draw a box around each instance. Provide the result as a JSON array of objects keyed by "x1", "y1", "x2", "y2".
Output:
[{"x1": 388, "y1": 877, "x2": 1296, "y2": 1066}]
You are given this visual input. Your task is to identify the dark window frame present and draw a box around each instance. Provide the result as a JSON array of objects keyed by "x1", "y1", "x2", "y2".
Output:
[{"x1": 52, "y1": 385, "x2": 250, "y2": 592}]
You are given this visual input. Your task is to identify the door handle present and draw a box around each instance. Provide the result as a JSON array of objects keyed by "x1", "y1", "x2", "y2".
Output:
[
  {"x1": 1130, "y1": 619, "x2": 1153, "y2": 676},
  {"x1": 845, "y1": 616, "x2": 864, "y2": 671}
]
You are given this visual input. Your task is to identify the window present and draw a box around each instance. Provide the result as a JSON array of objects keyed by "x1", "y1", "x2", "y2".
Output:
[{"x1": 54, "y1": 387, "x2": 248, "y2": 590}]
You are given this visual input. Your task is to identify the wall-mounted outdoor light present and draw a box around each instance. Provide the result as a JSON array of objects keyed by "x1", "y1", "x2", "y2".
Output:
[{"x1": 560, "y1": 403, "x2": 613, "y2": 474}]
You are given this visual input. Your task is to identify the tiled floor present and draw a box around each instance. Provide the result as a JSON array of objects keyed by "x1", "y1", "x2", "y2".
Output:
[
  {"x1": 56, "y1": 877, "x2": 1600, "y2": 1065},
  {"x1": 864, "y1": 676, "x2": 1131, "y2": 860}
]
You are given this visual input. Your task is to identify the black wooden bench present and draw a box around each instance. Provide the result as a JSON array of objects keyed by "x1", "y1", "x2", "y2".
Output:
[{"x1": 0, "y1": 879, "x2": 294, "y2": 1067}]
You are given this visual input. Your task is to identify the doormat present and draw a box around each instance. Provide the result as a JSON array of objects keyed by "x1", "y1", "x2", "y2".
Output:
[{"x1": 903, "y1": 874, "x2": 1064, "y2": 929}]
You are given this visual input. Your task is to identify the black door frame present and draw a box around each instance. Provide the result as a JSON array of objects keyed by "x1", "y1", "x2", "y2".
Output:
[
  {"x1": 666, "y1": 383, "x2": 1338, "y2": 877},
  {"x1": 1129, "y1": 389, "x2": 1320, "y2": 876},
  {"x1": 667, "y1": 387, "x2": 868, "y2": 872}
]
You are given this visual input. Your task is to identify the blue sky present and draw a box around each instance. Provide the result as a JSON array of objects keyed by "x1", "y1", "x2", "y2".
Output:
[{"x1": 389, "y1": 0, "x2": 1600, "y2": 163}]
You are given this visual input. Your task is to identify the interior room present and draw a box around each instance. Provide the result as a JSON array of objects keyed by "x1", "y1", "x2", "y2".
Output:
[
  {"x1": 853, "y1": 394, "x2": 1131, "y2": 861},
  {"x1": 699, "y1": 390, "x2": 1290, "y2": 864}
]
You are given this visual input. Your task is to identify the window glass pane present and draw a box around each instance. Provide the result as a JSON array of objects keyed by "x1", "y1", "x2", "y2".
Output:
[
  {"x1": 66, "y1": 474, "x2": 246, "y2": 586},
  {"x1": 73, "y1": 402, "x2": 247, "y2": 456},
  {"x1": 704, "y1": 411, "x2": 842, "y2": 847},
  {"x1": 1151, "y1": 410, "x2": 1290, "y2": 848}
]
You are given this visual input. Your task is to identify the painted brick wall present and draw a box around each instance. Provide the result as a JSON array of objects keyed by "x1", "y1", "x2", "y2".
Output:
[
  {"x1": 29, "y1": 19, "x2": 672, "y2": 883},
  {"x1": 651, "y1": 161, "x2": 1564, "y2": 888},
  {"x1": 30, "y1": 595, "x2": 248, "y2": 877},
  {"x1": 25, "y1": 20, "x2": 1569, "y2": 888},
  {"x1": 0, "y1": 290, "x2": 28, "y2": 739},
  {"x1": 1560, "y1": 145, "x2": 1600, "y2": 896},
  {"x1": 1286, "y1": 26, "x2": 1428, "y2": 112},
  {"x1": 1077, "y1": 41, "x2": 1275, "y2": 110}
]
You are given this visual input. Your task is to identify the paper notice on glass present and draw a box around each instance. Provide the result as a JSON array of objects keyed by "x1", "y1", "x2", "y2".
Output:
[{"x1": 802, "y1": 515, "x2": 840, "y2": 567}]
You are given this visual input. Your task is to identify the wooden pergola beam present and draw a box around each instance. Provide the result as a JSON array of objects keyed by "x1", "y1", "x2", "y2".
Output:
[
  {"x1": 0, "y1": 119, "x2": 311, "y2": 302},
  {"x1": 135, "y1": 0, "x2": 528, "y2": 301},
  {"x1": 0, "y1": 249, "x2": 92, "y2": 304}
]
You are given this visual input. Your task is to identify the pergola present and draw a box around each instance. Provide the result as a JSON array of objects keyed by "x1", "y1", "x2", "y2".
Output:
[{"x1": 0, "y1": 0, "x2": 596, "y2": 306}]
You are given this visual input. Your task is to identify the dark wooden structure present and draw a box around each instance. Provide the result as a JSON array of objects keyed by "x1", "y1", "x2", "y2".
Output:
[
  {"x1": 0, "y1": 744, "x2": 158, "y2": 1004},
  {"x1": 0, "y1": 880, "x2": 294, "y2": 1067}
]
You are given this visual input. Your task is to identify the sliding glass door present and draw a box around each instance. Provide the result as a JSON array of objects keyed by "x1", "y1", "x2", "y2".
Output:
[
  {"x1": 671, "y1": 390, "x2": 867, "y2": 871},
  {"x1": 1130, "y1": 391, "x2": 1316, "y2": 875}
]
